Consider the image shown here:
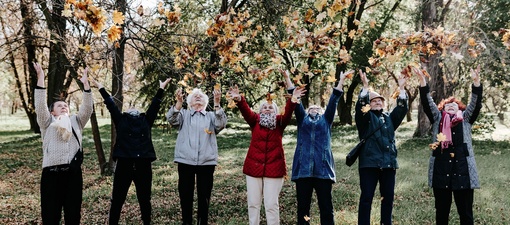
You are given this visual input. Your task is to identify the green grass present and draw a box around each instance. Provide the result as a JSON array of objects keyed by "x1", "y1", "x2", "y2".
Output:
[{"x1": 0, "y1": 114, "x2": 509, "y2": 224}]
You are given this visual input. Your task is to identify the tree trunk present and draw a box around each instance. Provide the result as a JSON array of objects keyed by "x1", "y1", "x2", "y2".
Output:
[
  {"x1": 107, "y1": 0, "x2": 128, "y2": 174},
  {"x1": 90, "y1": 106, "x2": 108, "y2": 175},
  {"x1": 46, "y1": 0, "x2": 69, "y2": 103},
  {"x1": 414, "y1": 0, "x2": 451, "y2": 137}
]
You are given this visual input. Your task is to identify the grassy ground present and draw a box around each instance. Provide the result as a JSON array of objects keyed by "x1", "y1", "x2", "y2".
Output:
[{"x1": 0, "y1": 112, "x2": 509, "y2": 224}]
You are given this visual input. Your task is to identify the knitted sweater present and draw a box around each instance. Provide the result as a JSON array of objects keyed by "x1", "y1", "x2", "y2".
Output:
[{"x1": 35, "y1": 88, "x2": 93, "y2": 168}]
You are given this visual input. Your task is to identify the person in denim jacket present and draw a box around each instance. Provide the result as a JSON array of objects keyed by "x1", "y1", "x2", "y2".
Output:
[
  {"x1": 355, "y1": 69, "x2": 408, "y2": 225},
  {"x1": 414, "y1": 66, "x2": 482, "y2": 225},
  {"x1": 282, "y1": 69, "x2": 353, "y2": 225},
  {"x1": 167, "y1": 87, "x2": 227, "y2": 225}
]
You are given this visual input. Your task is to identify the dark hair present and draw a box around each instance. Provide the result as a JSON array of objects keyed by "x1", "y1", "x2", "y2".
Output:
[
  {"x1": 437, "y1": 97, "x2": 466, "y2": 111},
  {"x1": 48, "y1": 101, "x2": 67, "y2": 112}
]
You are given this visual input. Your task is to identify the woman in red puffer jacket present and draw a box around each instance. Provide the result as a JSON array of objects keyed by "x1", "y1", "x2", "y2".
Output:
[{"x1": 229, "y1": 85, "x2": 305, "y2": 225}]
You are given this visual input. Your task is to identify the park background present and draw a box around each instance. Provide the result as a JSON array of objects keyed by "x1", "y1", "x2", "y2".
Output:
[{"x1": 0, "y1": 0, "x2": 510, "y2": 224}]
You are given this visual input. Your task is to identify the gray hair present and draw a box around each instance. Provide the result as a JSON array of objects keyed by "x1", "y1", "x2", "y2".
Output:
[
  {"x1": 187, "y1": 88, "x2": 209, "y2": 110},
  {"x1": 259, "y1": 101, "x2": 279, "y2": 114}
]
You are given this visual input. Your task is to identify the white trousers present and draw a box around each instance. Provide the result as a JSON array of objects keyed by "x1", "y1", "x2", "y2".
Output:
[{"x1": 246, "y1": 175, "x2": 284, "y2": 225}]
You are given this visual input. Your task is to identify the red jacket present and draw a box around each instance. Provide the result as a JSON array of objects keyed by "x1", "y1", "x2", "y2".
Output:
[{"x1": 237, "y1": 96, "x2": 296, "y2": 178}]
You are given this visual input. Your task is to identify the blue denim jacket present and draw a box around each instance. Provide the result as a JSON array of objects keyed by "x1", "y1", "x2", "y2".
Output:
[{"x1": 291, "y1": 89, "x2": 343, "y2": 182}]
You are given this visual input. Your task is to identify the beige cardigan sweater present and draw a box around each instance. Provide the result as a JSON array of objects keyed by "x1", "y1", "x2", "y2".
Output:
[{"x1": 35, "y1": 88, "x2": 93, "y2": 168}]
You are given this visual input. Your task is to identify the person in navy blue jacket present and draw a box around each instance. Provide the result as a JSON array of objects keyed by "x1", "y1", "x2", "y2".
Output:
[
  {"x1": 283, "y1": 69, "x2": 352, "y2": 225},
  {"x1": 93, "y1": 78, "x2": 171, "y2": 225},
  {"x1": 355, "y1": 69, "x2": 408, "y2": 225}
]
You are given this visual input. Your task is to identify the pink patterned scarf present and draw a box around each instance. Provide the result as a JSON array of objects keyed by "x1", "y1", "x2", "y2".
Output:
[{"x1": 440, "y1": 111, "x2": 464, "y2": 149}]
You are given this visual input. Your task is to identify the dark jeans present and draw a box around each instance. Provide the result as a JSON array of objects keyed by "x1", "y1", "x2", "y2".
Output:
[
  {"x1": 295, "y1": 178, "x2": 334, "y2": 225},
  {"x1": 178, "y1": 163, "x2": 215, "y2": 225},
  {"x1": 358, "y1": 168, "x2": 396, "y2": 225},
  {"x1": 433, "y1": 188, "x2": 474, "y2": 225},
  {"x1": 109, "y1": 158, "x2": 152, "y2": 225},
  {"x1": 41, "y1": 165, "x2": 83, "y2": 225}
]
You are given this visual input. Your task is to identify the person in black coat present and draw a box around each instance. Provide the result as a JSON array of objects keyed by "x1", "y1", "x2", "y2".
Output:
[
  {"x1": 414, "y1": 66, "x2": 482, "y2": 225},
  {"x1": 94, "y1": 78, "x2": 171, "y2": 225}
]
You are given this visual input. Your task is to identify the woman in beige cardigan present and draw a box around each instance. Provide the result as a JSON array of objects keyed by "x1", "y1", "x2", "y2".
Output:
[{"x1": 34, "y1": 62, "x2": 93, "y2": 225}]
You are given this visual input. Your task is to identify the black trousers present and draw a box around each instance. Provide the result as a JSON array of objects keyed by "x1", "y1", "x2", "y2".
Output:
[
  {"x1": 41, "y1": 165, "x2": 83, "y2": 225},
  {"x1": 109, "y1": 158, "x2": 152, "y2": 225},
  {"x1": 295, "y1": 178, "x2": 334, "y2": 225},
  {"x1": 177, "y1": 163, "x2": 215, "y2": 225},
  {"x1": 433, "y1": 188, "x2": 474, "y2": 225},
  {"x1": 358, "y1": 168, "x2": 396, "y2": 225}
]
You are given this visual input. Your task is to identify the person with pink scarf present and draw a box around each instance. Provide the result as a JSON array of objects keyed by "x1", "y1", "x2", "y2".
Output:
[{"x1": 415, "y1": 66, "x2": 482, "y2": 225}]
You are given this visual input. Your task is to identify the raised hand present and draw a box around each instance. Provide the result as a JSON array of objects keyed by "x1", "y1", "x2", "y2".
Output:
[
  {"x1": 411, "y1": 67, "x2": 427, "y2": 87},
  {"x1": 471, "y1": 65, "x2": 481, "y2": 87},
  {"x1": 398, "y1": 75, "x2": 407, "y2": 90},
  {"x1": 80, "y1": 67, "x2": 90, "y2": 90},
  {"x1": 34, "y1": 62, "x2": 45, "y2": 87},
  {"x1": 91, "y1": 78, "x2": 104, "y2": 89},
  {"x1": 228, "y1": 85, "x2": 241, "y2": 102},
  {"x1": 213, "y1": 89, "x2": 221, "y2": 105},
  {"x1": 160, "y1": 78, "x2": 172, "y2": 89},
  {"x1": 292, "y1": 86, "x2": 307, "y2": 99},
  {"x1": 337, "y1": 69, "x2": 354, "y2": 89},
  {"x1": 175, "y1": 87, "x2": 184, "y2": 103},
  {"x1": 359, "y1": 69, "x2": 369, "y2": 89},
  {"x1": 279, "y1": 68, "x2": 294, "y2": 89}
]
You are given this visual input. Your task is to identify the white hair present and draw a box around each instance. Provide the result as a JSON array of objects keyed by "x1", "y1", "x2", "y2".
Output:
[
  {"x1": 259, "y1": 101, "x2": 279, "y2": 114},
  {"x1": 187, "y1": 88, "x2": 209, "y2": 110}
]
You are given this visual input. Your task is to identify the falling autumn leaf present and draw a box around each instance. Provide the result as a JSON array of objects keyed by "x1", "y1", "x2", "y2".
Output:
[
  {"x1": 107, "y1": 25, "x2": 123, "y2": 42},
  {"x1": 112, "y1": 10, "x2": 125, "y2": 25},
  {"x1": 204, "y1": 128, "x2": 213, "y2": 134},
  {"x1": 214, "y1": 83, "x2": 221, "y2": 91},
  {"x1": 437, "y1": 133, "x2": 447, "y2": 142},
  {"x1": 467, "y1": 37, "x2": 476, "y2": 46},
  {"x1": 449, "y1": 153, "x2": 455, "y2": 158},
  {"x1": 325, "y1": 75, "x2": 336, "y2": 83},
  {"x1": 361, "y1": 104, "x2": 371, "y2": 114},
  {"x1": 137, "y1": 5, "x2": 144, "y2": 16},
  {"x1": 304, "y1": 215, "x2": 311, "y2": 222},
  {"x1": 429, "y1": 142, "x2": 439, "y2": 150}
]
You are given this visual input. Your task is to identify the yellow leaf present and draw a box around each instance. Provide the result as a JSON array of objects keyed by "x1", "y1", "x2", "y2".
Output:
[
  {"x1": 112, "y1": 10, "x2": 125, "y2": 25},
  {"x1": 107, "y1": 25, "x2": 122, "y2": 42},
  {"x1": 204, "y1": 128, "x2": 213, "y2": 134},
  {"x1": 369, "y1": 19, "x2": 376, "y2": 28},
  {"x1": 361, "y1": 104, "x2": 371, "y2": 114},
  {"x1": 214, "y1": 83, "x2": 221, "y2": 91},
  {"x1": 348, "y1": 29, "x2": 356, "y2": 39},
  {"x1": 449, "y1": 153, "x2": 455, "y2": 158},
  {"x1": 78, "y1": 44, "x2": 91, "y2": 52},
  {"x1": 467, "y1": 37, "x2": 476, "y2": 46},
  {"x1": 325, "y1": 75, "x2": 336, "y2": 83},
  {"x1": 314, "y1": 0, "x2": 328, "y2": 11},
  {"x1": 304, "y1": 215, "x2": 311, "y2": 222},
  {"x1": 227, "y1": 99, "x2": 237, "y2": 108},
  {"x1": 437, "y1": 133, "x2": 447, "y2": 142},
  {"x1": 327, "y1": 8, "x2": 337, "y2": 19}
]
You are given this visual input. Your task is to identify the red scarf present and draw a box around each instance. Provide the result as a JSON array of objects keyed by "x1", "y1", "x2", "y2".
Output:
[{"x1": 440, "y1": 110, "x2": 464, "y2": 149}]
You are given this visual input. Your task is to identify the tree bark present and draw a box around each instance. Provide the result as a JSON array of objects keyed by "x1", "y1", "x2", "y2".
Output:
[
  {"x1": 107, "y1": 0, "x2": 128, "y2": 174},
  {"x1": 414, "y1": 0, "x2": 452, "y2": 137}
]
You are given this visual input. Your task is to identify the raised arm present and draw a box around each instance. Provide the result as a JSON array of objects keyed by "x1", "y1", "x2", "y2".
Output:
[
  {"x1": 146, "y1": 78, "x2": 172, "y2": 125},
  {"x1": 464, "y1": 65, "x2": 483, "y2": 123},
  {"x1": 167, "y1": 87, "x2": 184, "y2": 126},
  {"x1": 76, "y1": 68, "x2": 93, "y2": 127}
]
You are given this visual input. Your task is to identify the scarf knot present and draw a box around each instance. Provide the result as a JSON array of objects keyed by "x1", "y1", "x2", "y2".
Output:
[{"x1": 440, "y1": 111, "x2": 464, "y2": 149}]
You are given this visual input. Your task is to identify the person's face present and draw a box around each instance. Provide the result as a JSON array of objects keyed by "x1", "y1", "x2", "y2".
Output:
[
  {"x1": 370, "y1": 98, "x2": 384, "y2": 111},
  {"x1": 51, "y1": 101, "x2": 69, "y2": 116},
  {"x1": 191, "y1": 93, "x2": 206, "y2": 107},
  {"x1": 260, "y1": 103, "x2": 275, "y2": 114},
  {"x1": 308, "y1": 106, "x2": 321, "y2": 117},
  {"x1": 444, "y1": 102, "x2": 459, "y2": 115}
]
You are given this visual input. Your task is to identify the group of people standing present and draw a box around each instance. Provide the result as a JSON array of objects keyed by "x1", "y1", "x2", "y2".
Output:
[{"x1": 34, "y1": 60, "x2": 482, "y2": 225}]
